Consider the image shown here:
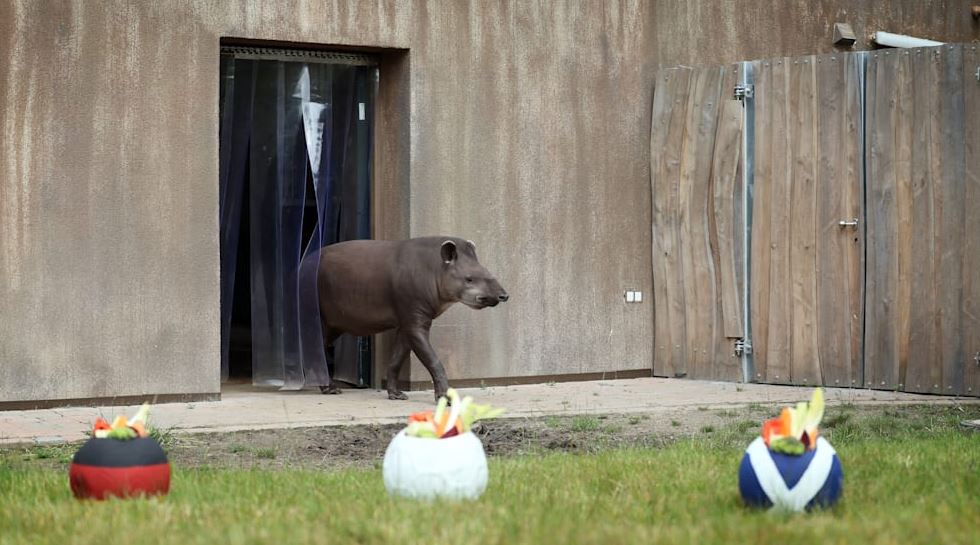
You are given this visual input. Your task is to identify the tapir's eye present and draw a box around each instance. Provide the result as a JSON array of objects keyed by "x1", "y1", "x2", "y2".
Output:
[{"x1": 465, "y1": 276, "x2": 473, "y2": 283}]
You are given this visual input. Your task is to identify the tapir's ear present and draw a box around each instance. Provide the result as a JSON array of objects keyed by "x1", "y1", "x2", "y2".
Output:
[{"x1": 440, "y1": 240, "x2": 458, "y2": 264}]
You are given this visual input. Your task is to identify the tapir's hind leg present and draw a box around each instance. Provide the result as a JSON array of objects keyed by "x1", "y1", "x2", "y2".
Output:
[
  {"x1": 386, "y1": 330, "x2": 411, "y2": 400},
  {"x1": 319, "y1": 326, "x2": 343, "y2": 395}
]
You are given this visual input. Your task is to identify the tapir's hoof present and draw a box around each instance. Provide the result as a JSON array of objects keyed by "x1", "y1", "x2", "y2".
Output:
[
  {"x1": 319, "y1": 384, "x2": 343, "y2": 395},
  {"x1": 387, "y1": 391, "x2": 409, "y2": 401}
]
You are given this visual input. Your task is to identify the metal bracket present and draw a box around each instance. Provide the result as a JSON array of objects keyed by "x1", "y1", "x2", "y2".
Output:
[
  {"x1": 974, "y1": 351, "x2": 980, "y2": 367},
  {"x1": 733, "y1": 84, "x2": 754, "y2": 101},
  {"x1": 734, "y1": 338, "x2": 753, "y2": 358},
  {"x1": 975, "y1": 66, "x2": 980, "y2": 82}
]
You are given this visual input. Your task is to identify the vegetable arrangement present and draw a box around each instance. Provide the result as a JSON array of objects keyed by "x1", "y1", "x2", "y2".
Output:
[
  {"x1": 404, "y1": 389, "x2": 504, "y2": 439},
  {"x1": 91, "y1": 403, "x2": 152, "y2": 440},
  {"x1": 761, "y1": 388, "x2": 825, "y2": 456}
]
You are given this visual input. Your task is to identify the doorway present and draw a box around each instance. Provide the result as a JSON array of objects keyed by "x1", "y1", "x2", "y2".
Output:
[{"x1": 218, "y1": 45, "x2": 378, "y2": 390}]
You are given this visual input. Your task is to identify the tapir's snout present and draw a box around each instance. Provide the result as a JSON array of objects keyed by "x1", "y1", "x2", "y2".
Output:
[{"x1": 477, "y1": 292, "x2": 509, "y2": 307}]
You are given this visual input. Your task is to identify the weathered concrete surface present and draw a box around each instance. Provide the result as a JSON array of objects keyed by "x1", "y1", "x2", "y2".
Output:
[
  {"x1": 2, "y1": 377, "x2": 973, "y2": 446},
  {"x1": 1, "y1": 1, "x2": 977, "y2": 402},
  {"x1": 650, "y1": 0, "x2": 980, "y2": 69}
]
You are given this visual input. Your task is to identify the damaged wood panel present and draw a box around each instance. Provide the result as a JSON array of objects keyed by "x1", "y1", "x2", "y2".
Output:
[
  {"x1": 650, "y1": 65, "x2": 744, "y2": 381},
  {"x1": 650, "y1": 67, "x2": 692, "y2": 378},
  {"x1": 712, "y1": 99, "x2": 745, "y2": 340}
]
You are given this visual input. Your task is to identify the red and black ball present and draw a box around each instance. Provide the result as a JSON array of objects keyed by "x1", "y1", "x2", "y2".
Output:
[{"x1": 69, "y1": 437, "x2": 171, "y2": 500}]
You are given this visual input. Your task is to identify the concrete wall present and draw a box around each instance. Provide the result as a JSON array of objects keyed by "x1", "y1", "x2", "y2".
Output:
[{"x1": 1, "y1": 0, "x2": 977, "y2": 402}]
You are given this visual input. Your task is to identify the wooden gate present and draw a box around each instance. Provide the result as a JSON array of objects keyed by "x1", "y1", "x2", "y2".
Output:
[
  {"x1": 864, "y1": 45, "x2": 980, "y2": 396},
  {"x1": 649, "y1": 64, "x2": 745, "y2": 381},
  {"x1": 650, "y1": 44, "x2": 980, "y2": 396},
  {"x1": 749, "y1": 52, "x2": 864, "y2": 387}
]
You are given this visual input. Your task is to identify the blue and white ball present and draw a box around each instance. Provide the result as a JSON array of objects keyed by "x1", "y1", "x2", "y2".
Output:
[{"x1": 738, "y1": 436, "x2": 843, "y2": 511}]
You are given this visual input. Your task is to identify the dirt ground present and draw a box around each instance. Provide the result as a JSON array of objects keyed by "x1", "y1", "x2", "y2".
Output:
[{"x1": 4, "y1": 404, "x2": 978, "y2": 471}]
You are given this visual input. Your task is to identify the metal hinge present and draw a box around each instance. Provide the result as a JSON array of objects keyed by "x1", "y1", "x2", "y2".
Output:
[
  {"x1": 974, "y1": 351, "x2": 980, "y2": 367},
  {"x1": 975, "y1": 66, "x2": 980, "y2": 82},
  {"x1": 734, "y1": 338, "x2": 753, "y2": 358},
  {"x1": 733, "y1": 84, "x2": 754, "y2": 101}
]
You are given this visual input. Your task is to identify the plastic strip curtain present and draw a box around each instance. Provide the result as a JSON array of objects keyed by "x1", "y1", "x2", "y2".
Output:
[{"x1": 219, "y1": 55, "x2": 373, "y2": 389}]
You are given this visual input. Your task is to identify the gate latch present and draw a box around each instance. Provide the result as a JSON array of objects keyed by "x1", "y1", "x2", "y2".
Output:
[
  {"x1": 734, "y1": 338, "x2": 753, "y2": 358},
  {"x1": 733, "y1": 84, "x2": 754, "y2": 101}
]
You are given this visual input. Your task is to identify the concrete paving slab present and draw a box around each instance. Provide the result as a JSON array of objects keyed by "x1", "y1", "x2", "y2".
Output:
[{"x1": 1, "y1": 378, "x2": 975, "y2": 447}]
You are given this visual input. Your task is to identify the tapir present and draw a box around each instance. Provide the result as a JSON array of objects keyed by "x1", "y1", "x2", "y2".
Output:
[{"x1": 317, "y1": 236, "x2": 509, "y2": 401}]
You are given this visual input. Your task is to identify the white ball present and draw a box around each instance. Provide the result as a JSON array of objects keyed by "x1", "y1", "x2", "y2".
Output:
[{"x1": 382, "y1": 430, "x2": 489, "y2": 500}]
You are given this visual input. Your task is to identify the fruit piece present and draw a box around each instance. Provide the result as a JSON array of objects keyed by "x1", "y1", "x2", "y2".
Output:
[
  {"x1": 761, "y1": 418, "x2": 782, "y2": 446},
  {"x1": 770, "y1": 436, "x2": 805, "y2": 456},
  {"x1": 128, "y1": 403, "x2": 150, "y2": 427},
  {"x1": 130, "y1": 422, "x2": 148, "y2": 438},
  {"x1": 409, "y1": 411, "x2": 432, "y2": 423},
  {"x1": 802, "y1": 388, "x2": 825, "y2": 447},
  {"x1": 106, "y1": 426, "x2": 137, "y2": 440},
  {"x1": 110, "y1": 415, "x2": 128, "y2": 429}
]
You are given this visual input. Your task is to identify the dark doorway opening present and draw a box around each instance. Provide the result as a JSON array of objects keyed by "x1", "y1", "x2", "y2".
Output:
[{"x1": 219, "y1": 45, "x2": 377, "y2": 390}]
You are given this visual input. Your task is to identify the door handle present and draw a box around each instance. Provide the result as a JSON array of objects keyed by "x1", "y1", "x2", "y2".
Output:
[{"x1": 838, "y1": 218, "x2": 859, "y2": 228}]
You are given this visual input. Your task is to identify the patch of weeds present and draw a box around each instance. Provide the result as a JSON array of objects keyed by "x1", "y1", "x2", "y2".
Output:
[
  {"x1": 697, "y1": 406, "x2": 709, "y2": 412},
  {"x1": 544, "y1": 416, "x2": 563, "y2": 429},
  {"x1": 149, "y1": 426, "x2": 177, "y2": 449},
  {"x1": 734, "y1": 420, "x2": 757, "y2": 434},
  {"x1": 229, "y1": 444, "x2": 249, "y2": 454},
  {"x1": 715, "y1": 409, "x2": 738, "y2": 418},
  {"x1": 570, "y1": 416, "x2": 600, "y2": 432},
  {"x1": 700, "y1": 425, "x2": 715, "y2": 434},
  {"x1": 670, "y1": 420, "x2": 681, "y2": 427},
  {"x1": 628, "y1": 416, "x2": 642, "y2": 426},
  {"x1": 603, "y1": 425, "x2": 624, "y2": 435},
  {"x1": 735, "y1": 384, "x2": 745, "y2": 392},
  {"x1": 255, "y1": 448, "x2": 277, "y2": 459},
  {"x1": 823, "y1": 411, "x2": 852, "y2": 429}
]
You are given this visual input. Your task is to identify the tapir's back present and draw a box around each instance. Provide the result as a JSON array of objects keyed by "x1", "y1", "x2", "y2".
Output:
[{"x1": 317, "y1": 240, "x2": 402, "y2": 336}]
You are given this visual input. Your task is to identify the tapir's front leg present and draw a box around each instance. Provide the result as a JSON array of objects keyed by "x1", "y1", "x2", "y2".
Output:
[
  {"x1": 386, "y1": 330, "x2": 411, "y2": 400},
  {"x1": 403, "y1": 324, "x2": 450, "y2": 402}
]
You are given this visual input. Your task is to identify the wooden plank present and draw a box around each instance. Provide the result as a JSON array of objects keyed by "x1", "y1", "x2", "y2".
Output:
[
  {"x1": 749, "y1": 59, "x2": 772, "y2": 383},
  {"x1": 754, "y1": 58, "x2": 773, "y2": 383},
  {"x1": 963, "y1": 44, "x2": 980, "y2": 397},
  {"x1": 650, "y1": 69, "x2": 672, "y2": 377},
  {"x1": 650, "y1": 68, "x2": 692, "y2": 378},
  {"x1": 905, "y1": 47, "x2": 942, "y2": 394},
  {"x1": 814, "y1": 52, "x2": 849, "y2": 388},
  {"x1": 679, "y1": 66, "x2": 724, "y2": 380},
  {"x1": 864, "y1": 49, "x2": 902, "y2": 391},
  {"x1": 765, "y1": 57, "x2": 793, "y2": 384},
  {"x1": 938, "y1": 45, "x2": 966, "y2": 396},
  {"x1": 842, "y1": 53, "x2": 866, "y2": 388},
  {"x1": 711, "y1": 98, "x2": 744, "y2": 340},
  {"x1": 788, "y1": 55, "x2": 820, "y2": 385}
]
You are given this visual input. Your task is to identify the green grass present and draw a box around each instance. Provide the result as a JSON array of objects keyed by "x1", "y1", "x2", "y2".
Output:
[
  {"x1": 569, "y1": 415, "x2": 600, "y2": 432},
  {"x1": 1, "y1": 406, "x2": 978, "y2": 545}
]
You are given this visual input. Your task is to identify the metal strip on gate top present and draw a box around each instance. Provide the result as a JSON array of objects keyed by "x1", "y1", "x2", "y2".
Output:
[{"x1": 220, "y1": 45, "x2": 378, "y2": 66}]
